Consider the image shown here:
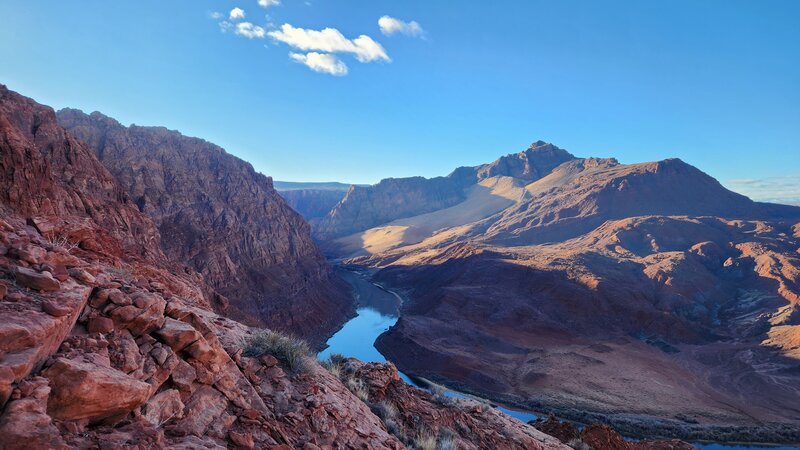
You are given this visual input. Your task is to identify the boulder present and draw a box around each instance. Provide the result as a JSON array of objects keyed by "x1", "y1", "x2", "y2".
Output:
[
  {"x1": 43, "y1": 357, "x2": 150, "y2": 422},
  {"x1": 154, "y1": 318, "x2": 202, "y2": 352},
  {"x1": 14, "y1": 266, "x2": 60, "y2": 292},
  {"x1": 171, "y1": 359, "x2": 197, "y2": 392},
  {"x1": 142, "y1": 389, "x2": 184, "y2": 426},
  {"x1": 87, "y1": 316, "x2": 115, "y2": 334},
  {"x1": 68, "y1": 268, "x2": 96, "y2": 284},
  {"x1": 184, "y1": 338, "x2": 215, "y2": 363},
  {"x1": 41, "y1": 298, "x2": 72, "y2": 317},
  {"x1": 109, "y1": 294, "x2": 166, "y2": 336},
  {"x1": 581, "y1": 424, "x2": 634, "y2": 450},
  {"x1": 0, "y1": 377, "x2": 66, "y2": 450}
]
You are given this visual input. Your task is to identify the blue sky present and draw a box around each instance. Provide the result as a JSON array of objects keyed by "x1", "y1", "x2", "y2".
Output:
[{"x1": 1, "y1": 1, "x2": 798, "y2": 202}]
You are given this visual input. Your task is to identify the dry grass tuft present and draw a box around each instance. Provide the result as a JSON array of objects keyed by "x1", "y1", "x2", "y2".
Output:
[{"x1": 243, "y1": 329, "x2": 312, "y2": 375}]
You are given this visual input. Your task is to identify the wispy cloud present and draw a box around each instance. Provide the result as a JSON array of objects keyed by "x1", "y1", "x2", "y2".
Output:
[
  {"x1": 290, "y1": 52, "x2": 348, "y2": 76},
  {"x1": 210, "y1": 10, "x2": 394, "y2": 76},
  {"x1": 378, "y1": 16, "x2": 424, "y2": 37},
  {"x1": 235, "y1": 22, "x2": 267, "y2": 39},
  {"x1": 268, "y1": 24, "x2": 390, "y2": 63},
  {"x1": 725, "y1": 176, "x2": 800, "y2": 205},
  {"x1": 229, "y1": 7, "x2": 245, "y2": 21},
  {"x1": 258, "y1": 0, "x2": 280, "y2": 8}
]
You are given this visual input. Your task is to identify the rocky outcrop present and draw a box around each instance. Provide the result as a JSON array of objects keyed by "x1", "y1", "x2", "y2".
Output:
[
  {"x1": 0, "y1": 85, "x2": 162, "y2": 260},
  {"x1": 328, "y1": 358, "x2": 570, "y2": 449},
  {"x1": 57, "y1": 108, "x2": 352, "y2": 345}
]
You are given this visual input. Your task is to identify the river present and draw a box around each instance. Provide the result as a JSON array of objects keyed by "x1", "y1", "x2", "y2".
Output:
[{"x1": 319, "y1": 268, "x2": 799, "y2": 450}]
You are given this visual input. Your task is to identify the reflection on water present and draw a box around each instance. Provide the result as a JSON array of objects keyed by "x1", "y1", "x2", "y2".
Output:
[
  {"x1": 318, "y1": 307, "x2": 398, "y2": 363},
  {"x1": 321, "y1": 269, "x2": 799, "y2": 450}
]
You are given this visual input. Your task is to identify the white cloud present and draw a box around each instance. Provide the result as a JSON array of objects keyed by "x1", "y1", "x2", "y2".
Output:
[
  {"x1": 209, "y1": 11, "x2": 223, "y2": 20},
  {"x1": 235, "y1": 22, "x2": 267, "y2": 39},
  {"x1": 258, "y1": 0, "x2": 281, "y2": 7},
  {"x1": 725, "y1": 176, "x2": 800, "y2": 205},
  {"x1": 229, "y1": 7, "x2": 246, "y2": 21},
  {"x1": 268, "y1": 24, "x2": 390, "y2": 63},
  {"x1": 290, "y1": 52, "x2": 348, "y2": 76},
  {"x1": 378, "y1": 15, "x2": 424, "y2": 37}
]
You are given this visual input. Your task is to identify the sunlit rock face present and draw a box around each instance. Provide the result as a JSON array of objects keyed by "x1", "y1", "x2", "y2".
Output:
[
  {"x1": 313, "y1": 138, "x2": 800, "y2": 442},
  {"x1": 313, "y1": 141, "x2": 577, "y2": 241}
]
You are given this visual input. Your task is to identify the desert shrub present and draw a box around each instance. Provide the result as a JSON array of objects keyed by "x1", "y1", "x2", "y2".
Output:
[
  {"x1": 567, "y1": 438, "x2": 593, "y2": 450},
  {"x1": 384, "y1": 418, "x2": 404, "y2": 438},
  {"x1": 437, "y1": 427, "x2": 457, "y2": 450},
  {"x1": 327, "y1": 352, "x2": 347, "y2": 366},
  {"x1": 43, "y1": 234, "x2": 78, "y2": 253},
  {"x1": 372, "y1": 400, "x2": 398, "y2": 421},
  {"x1": 320, "y1": 353, "x2": 345, "y2": 379},
  {"x1": 429, "y1": 383, "x2": 453, "y2": 406},
  {"x1": 414, "y1": 432, "x2": 437, "y2": 450},
  {"x1": 243, "y1": 330, "x2": 312, "y2": 375},
  {"x1": 346, "y1": 376, "x2": 369, "y2": 402}
]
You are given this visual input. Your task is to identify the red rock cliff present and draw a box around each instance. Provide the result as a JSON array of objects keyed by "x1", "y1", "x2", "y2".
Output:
[{"x1": 57, "y1": 109, "x2": 352, "y2": 346}]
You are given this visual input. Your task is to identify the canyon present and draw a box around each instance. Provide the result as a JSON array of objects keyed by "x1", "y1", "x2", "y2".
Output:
[
  {"x1": 2, "y1": 81, "x2": 797, "y2": 448},
  {"x1": 0, "y1": 84, "x2": 582, "y2": 449},
  {"x1": 290, "y1": 142, "x2": 800, "y2": 444}
]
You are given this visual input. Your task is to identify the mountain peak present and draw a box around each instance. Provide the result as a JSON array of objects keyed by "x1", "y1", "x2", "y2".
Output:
[{"x1": 528, "y1": 140, "x2": 553, "y2": 150}]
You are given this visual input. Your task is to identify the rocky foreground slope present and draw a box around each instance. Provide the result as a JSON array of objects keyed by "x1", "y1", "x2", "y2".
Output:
[
  {"x1": 310, "y1": 143, "x2": 800, "y2": 443},
  {"x1": 56, "y1": 109, "x2": 351, "y2": 345},
  {"x1": 0, "y1": 85, "x2": 590, "y2": 448}
]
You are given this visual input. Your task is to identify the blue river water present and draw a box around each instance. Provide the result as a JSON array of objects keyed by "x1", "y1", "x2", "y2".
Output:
[{"x1": 320, "y1": 269, "x2": 799, "y2": 450}]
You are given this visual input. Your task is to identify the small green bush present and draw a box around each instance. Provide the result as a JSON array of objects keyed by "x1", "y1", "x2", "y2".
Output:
[{"x1": 243, "y1": 330, "x2": 312, "y2": 375}]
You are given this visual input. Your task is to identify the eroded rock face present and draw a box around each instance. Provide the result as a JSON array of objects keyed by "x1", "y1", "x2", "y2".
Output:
[
  {"x1": 0, "y1": 85, "x2": 162, "y2": 260},
  {"x1": 57, "y1": 108, "x2": 352, "y2": 346}
]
